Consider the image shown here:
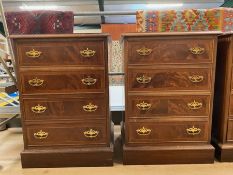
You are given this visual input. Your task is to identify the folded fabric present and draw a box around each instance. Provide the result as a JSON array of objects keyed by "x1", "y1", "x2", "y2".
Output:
[
  {"x1": 136, "y1": 7, "x2": 233, "y2": 32},
  {"x1": 5, "y1": 11, "x2": 37, "y2": 34},
  {"x1": 5, "y1": 10, "x2": 74, "y2": 34},
  {"x1": 39, "y1": 11, "x2": 74, "y2": 34}
]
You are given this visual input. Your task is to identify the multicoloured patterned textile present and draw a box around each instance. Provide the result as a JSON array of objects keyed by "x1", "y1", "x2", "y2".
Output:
[
  {"x1": 136, "y1": 8, "x2": 233, "y2": 32},
  {"x1": 5, "y1": 11, "x2": 74, "y2": 34}
]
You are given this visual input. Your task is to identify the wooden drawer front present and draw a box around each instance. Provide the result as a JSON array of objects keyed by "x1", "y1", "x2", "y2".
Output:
[
  {"x1": 128, "y1": 68, "x2": 211, "y2": 91},
  {"x1": 22, "y1": 95, "x2": 107, "y2": 120},
  {"x1": 127, "y1": 38, "x2": 213, "y2": 65},
  {"x1": 127, "y1": 120, "x2": 209, "y2": 144},
  {"x1": 20, "y1": 70, "x2": 105, "y2": 94},
  {"x1": 229, "y1": 95, "x2": 233, "y2": 116},
  {"x1": 227, "y1": 119, "x2": 233, "y2": 142},
  {"x1": 17, "y1": 40, "x2": 105, "y2": 66},
  {"x1": 26, "y1": 122, "x2": 107, "y2": 147},
  {"x1": 128, "y1": 95, "x2": 210, "y2": 118},
  {"x1": 231, "y1": 70, "x2": 233, "y2": 91}
]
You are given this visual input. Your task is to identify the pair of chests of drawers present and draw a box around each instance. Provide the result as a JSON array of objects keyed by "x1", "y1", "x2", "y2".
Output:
[
  {"x1": 15, "y1": 38, "x2": 109, "y2": 148},
  {"x1": 124, "y1": 36, "x2": 216, "y2": 145}
]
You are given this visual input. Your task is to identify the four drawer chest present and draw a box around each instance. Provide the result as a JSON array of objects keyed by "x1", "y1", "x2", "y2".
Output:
[
  {"x1": 11, "y1": 34, "x2": 113, "y2": 168},
  {"x1": 122, "y1": 32, "x2": 219, "y2": 164}
]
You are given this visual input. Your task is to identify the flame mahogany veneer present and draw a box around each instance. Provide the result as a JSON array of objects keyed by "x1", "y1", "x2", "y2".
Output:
[
  {"x1": 11, "y1": 34, "x2": 113, "y2": 168},
  {"x1": 122, "y1": 32, "x2": 219, "y2": 165}
]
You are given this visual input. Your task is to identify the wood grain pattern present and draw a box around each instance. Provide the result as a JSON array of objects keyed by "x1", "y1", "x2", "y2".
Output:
[
  {"x1": 127, "y1": 119, "x2": 209, "y2": 144},
  {"x1": 25, "y1": 121, "x2": 108, "y2": 147},
  {"x1": 128, "y1": 68, "x2": 211, "y2": 91},
  {"x1": 127, "y1": 95, "x2": 210, "y2": 117},
  {"x1": 212, "y1": 34, "x2": 233, "y2": 162},
  {"x1": 127, "y1": 38, "x2": 213, "y2": 65},
  {"x1": 227, "y1": 118, "x2": 233, "y2": 142},
  {"x1": 22, "y1": 94, "x2": 106, "y2": 120},
  {"x1": 17, "y1": 40, "x2": 105, "y2": 66},
  {"x1": 12, "y1": 34, "x2": 113, "y2": 167},
  {"x1": 123, "y1": 33, "x2": 217, "y2": 164},
  {"x1": 20, "y1": 69, "x2": 105, "y2": 94},
  {"x1": 228, "y1": 95, "x2": 233, "y2": 116}
]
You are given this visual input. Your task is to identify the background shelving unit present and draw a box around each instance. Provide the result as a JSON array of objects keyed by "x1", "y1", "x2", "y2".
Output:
[{"x1": 0, "y1": 10, "x2": 19, "y2": 130}]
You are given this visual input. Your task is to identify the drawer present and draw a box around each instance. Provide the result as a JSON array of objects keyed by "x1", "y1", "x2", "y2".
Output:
[
  {"x1": 227, "y1": 119, "x2": 233, "y2": 142},
  {"x1": 20, "y1": 69, "x2": 105, "y2": 94},
  {"x1": 25, "y1": 121, "x2": 108, "y2": 147},
  {"x1": 128, "y1": 68, "x2": 211, "y2": 91},
  {"x1": 231, "y1": 70, "x2": 233, "y2": 91},
  {"x1": 127, "y1": 119, "x2": 209, "y2": 144},
  {"x1": 229, "y1": 95, "x2": 233, "y2": 116},
  {"x1": 17, "y1": 39, "x2": 105, "y2": 66},
  {"x1": 22, "y1": 94, "x2": 107, "y2": 120},
  {"x1": 127, "y1": 95, "x2": 210, "y2": 118},
  {"x1": 126, "y1": 38, "x2": 214, "y2": 65}
]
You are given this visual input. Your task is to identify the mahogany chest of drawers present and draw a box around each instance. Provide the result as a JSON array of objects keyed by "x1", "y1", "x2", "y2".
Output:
[
  {"x1": 11, "y1": 34, "x2": 113, "y2": 168},
  {"x1": 212, "y1": 34, "x2": 233, "y2": 161},
  {"x1": 122, "y1": 32, "x2": 218, "y2": 164}
]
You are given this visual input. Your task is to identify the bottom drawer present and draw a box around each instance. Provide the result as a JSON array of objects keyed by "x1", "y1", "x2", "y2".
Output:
[
  {"x1": 127, "y1": 119, "x2": 209, "y2": 144},
  {"x1": 25, "y1": 121, "x2": 108, "y2": 147}
]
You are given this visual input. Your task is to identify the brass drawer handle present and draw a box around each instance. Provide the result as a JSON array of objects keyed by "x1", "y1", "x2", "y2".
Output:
[
  {"x1": 136, "y1": 101, "x2": 152, "y2": 111},
  {"x1": 34, "y1": 130, "x2": 48, "y2": 139},
  {"x1": 187, "y1": 100, "x2": 203, "y2": 110},
  {"x1": 81, "y1": 76, "x2": 97, "y2": 86},
  {"x1": 80, "y1": 48, "x2": 96, "y2": 57},
  {"x1": 84, "y1": 129, "x2": 99, "y2": 138},
  {"x1": 83, "y1": 103, "x2": 98, "y2": 112},
  {"x1": 189, "y1": 75, "x2": 204, "y2": 83},
  {"x1": 26, "y1": 49, "x2": 42, "y2": 58},
  {"x1": 31, "y1": 104, "x2": 47, "y2": 113},
  {"x1": 136, "y1": 47, "x2": 152, "y2": 56},
  {"x1": 186, "y1": 126, "x2": 201, "y2": 135},
  {"x1": 189, "y1": 47, "x2": 205, "y2": 55},
  {"x1": 28, "y1": 77, "x2": 44, "y2": 87},
  {"x1": 136, "y1": 75, "x2": 151, "y2": 84},
  {"x1": 136, "y1": 126, "x2": 151, "y2": 136}
]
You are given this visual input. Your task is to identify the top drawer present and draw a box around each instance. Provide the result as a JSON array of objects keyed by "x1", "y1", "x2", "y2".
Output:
[
  {"x1": 15, "y1": 39, "x2": 105, "y2": 67},
  {"x1": 126, "y1": 38, "x2": 214, "y2": 65}
]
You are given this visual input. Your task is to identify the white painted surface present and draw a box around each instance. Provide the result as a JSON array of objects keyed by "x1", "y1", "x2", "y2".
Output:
[{"x1": 109, "y1": 85, "x2": 125, "y2": 111}]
